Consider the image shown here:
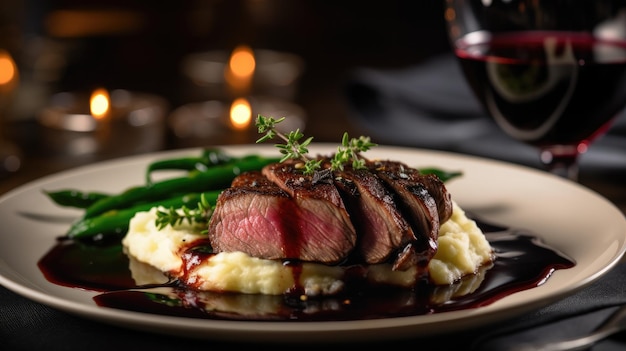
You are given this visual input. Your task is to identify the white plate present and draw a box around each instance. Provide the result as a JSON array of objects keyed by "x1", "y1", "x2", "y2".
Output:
[{"x1": 1, "y1": 144, "x2": 625, "y2": 342}]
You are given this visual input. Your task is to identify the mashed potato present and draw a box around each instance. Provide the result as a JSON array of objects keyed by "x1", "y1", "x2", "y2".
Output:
[
  {"x1": 429, "y1": 202, "x2": 493, "y2": 284},
  {"x1": 122, "y1": 201, "x2": 493, "y2": 296}
]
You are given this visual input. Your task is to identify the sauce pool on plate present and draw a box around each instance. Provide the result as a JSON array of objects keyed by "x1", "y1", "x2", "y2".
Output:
[{"x1": 37, "y1": 217, "x2": 574, "y2": 321}]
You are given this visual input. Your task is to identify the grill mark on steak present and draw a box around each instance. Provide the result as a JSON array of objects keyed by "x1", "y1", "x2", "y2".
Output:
[
  {"x1": 334, "y1": 167, "x2": 416, "y2": 265},
  {"x1": 208, "y1": 171, "x2": 356, "y2": 264}
]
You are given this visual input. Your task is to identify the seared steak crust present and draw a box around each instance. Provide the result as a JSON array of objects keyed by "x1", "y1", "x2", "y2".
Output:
[
  {"x1": 262, "y1": 160, "x2": 344, "y2": 207},
  {"x1": 371, "y1": 160, "x2": 453, "y2": 224}
]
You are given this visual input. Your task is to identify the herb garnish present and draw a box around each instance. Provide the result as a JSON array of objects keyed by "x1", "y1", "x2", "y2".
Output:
[
  {"x1": 155, "y1": 115, "x2": 377, "y2": 230},
  {"x1": 256, "y1": 115, "x2": 377, "y2": 175},
  {"x1": 155, "y1": 193, "x2": 214, "y2": 231}
]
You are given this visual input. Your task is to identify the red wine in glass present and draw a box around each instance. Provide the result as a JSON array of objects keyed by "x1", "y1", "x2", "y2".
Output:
[{"x1": 453, "y1": 31, "x2": 626, "y2": 179}]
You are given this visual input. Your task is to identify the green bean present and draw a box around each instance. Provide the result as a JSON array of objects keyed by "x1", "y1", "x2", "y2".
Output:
[
  {"x1": 67, "y1": 191, "x2": 221, "y2": 240},
  {"x1": 419, "y1": 167, "x2": 463, "y2": 183},
  {"x1": 145, "y1": 148, "x2": 234, "y2": 184},
  {"x1": 45, "y1": 150, "x2": 250, "y2": 208},
  {"x1": 83, "y1": 154, "x2": 280, "y2": 219},
  {"x1": 44, "y1": 190, "x2": 110, "y2": 209}
]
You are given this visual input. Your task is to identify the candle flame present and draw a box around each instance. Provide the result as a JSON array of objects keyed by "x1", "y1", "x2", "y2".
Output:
[
  {"x1": 0, "y1": 50, "x2": 17, "y2": 86},
  {"x1": 228, "y1": 45, "x2": 255, "y2": 79},
  {"x1": 225, "y1": 45, "x2": 255, "y2": 95},
  {"x1": 90, "y1": 88, "x2": 110, "y2": 120},
  {"x1": 229, "y1": 98, "x2": 252, "y2": 130}
]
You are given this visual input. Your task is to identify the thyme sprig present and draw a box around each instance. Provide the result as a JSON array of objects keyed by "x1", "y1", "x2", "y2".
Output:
[
  {"x1": 256, "y1": 114, "x2": 377, "y2": 174},
  {"x1": 155, "y1": 193, "x2": 214, "y2": 232},
  {"x1": 153, "y1": 116, "x2": 377, "y2": 229}
]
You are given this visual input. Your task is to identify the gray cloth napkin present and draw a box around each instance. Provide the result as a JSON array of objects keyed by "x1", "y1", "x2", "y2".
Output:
[
  {"x1": 471, "y1": 261, "x2": 626, "y2": 351},
  {"x1": 344, "y1": 54, "x2": 626, "y2": 174}
]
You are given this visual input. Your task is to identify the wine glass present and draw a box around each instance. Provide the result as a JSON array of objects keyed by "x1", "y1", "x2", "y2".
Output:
[{"x1": 444, "y1": 0, "x2": 626, "y2": 181}]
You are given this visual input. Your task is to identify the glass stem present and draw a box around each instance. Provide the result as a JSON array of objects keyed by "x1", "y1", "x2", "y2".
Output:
[{"x1": 539, "y1": 145, "x2": 580, "y2": 181}]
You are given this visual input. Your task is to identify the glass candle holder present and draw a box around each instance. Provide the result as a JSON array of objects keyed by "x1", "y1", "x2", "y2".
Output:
[
  {"x1": 169, "y1": 95, "x2": 306, "y2": 148},
  {"x1": 180, "y1": 48, "x2": 305, "y2": 102},
  {"x1": 38, "y1": 89, "x2": 168, "y2": 159}
]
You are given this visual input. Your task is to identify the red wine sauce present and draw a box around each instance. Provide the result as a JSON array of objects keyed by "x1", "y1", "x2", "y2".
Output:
[{"x1": 37, "y1": 218, "x2": 575, "y2": 321}]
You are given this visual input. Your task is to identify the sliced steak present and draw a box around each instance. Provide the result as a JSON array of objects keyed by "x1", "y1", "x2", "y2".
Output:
[
  {"x1": 334, "y1": 167, "x2": 416, "y2": 265},
  {"x1": 210, "y1": 156, "x2": 452, "y2": 274},
  {"x1": 209, "y1": 168, "x2": 357, "y2": 264},
  {"x1": 370, "y1": 160, "x2": 452, "y2": 271},
  {"x1": 371, "y1": 160, "x2": 453, "y2": 223}
]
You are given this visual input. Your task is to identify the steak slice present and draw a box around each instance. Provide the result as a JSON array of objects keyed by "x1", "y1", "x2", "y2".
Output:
[
  {"x1": 209, "y1": 170, "x2": 357, "y2": 264},
  {"x1": 370, "y1": 160, "x2": 452, "y2": 271},
  {"x1": 373, "y1": 160, "x2": 453, "y2": 223},
  {"x1": 334, "y1": 167, "x2": 416, "y2": 265}
]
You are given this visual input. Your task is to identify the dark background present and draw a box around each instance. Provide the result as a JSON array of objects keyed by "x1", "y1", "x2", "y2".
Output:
[
  {"x1": 31, "y1": 1, "x2": 450, "y2": 100},
  {"x1": 4, "y1": 0, "x2": 450, "y2": 138},
  {"x1": 0, "y1": 0, "x2": 453, "y2": 191},
  {"x1": 2, "y1": 0, "x2": 624, "y2": 208}
]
